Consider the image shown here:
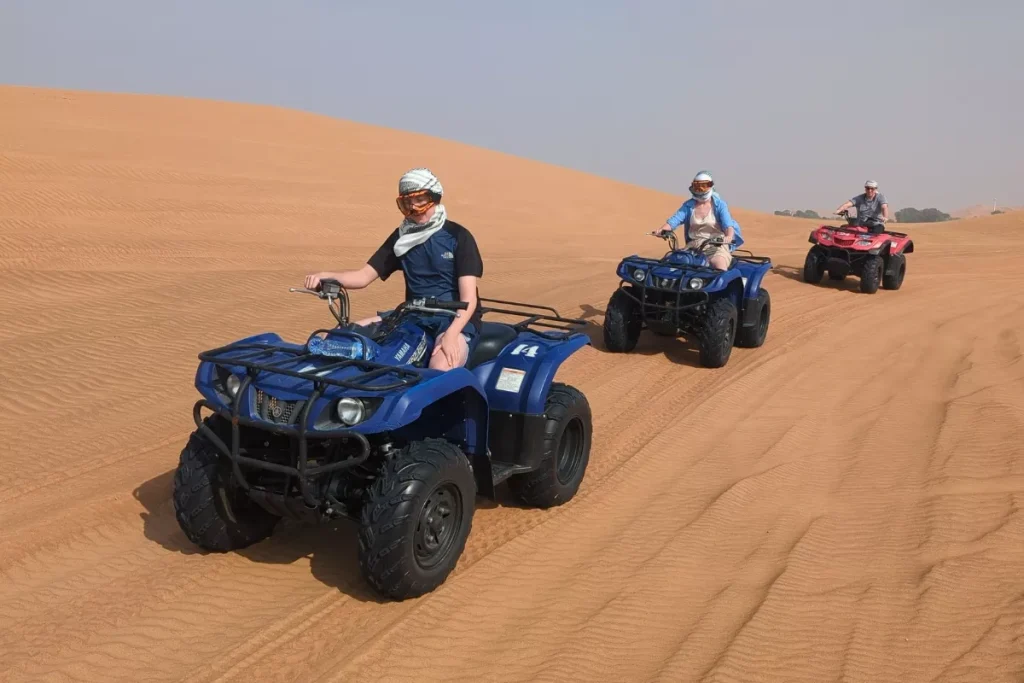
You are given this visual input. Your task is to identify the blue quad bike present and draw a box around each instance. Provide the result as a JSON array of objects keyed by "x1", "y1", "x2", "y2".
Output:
[
  {"x1": 603, "y1": 232, "x2": 773, "y2": 368},
  {"x1": 173, "y1": 279, "x2": 593, "y2": 600}
]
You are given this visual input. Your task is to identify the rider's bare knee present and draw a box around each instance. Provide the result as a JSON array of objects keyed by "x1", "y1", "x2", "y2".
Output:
[{"x1": 428, "y1": 333, "x2": 469, "y2": 371}]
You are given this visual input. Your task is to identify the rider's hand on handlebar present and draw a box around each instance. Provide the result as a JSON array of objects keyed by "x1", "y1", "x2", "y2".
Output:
[
  {"x1": 654, "y1": 223, "x2": 673, "y2": 235},
  {"x1": 304, "y1": 272, "x2": 327, "y2": 290}
]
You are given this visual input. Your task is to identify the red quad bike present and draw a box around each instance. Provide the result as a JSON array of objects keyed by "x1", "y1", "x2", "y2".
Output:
[{"x1": 803, "y1": 210, "x2": 914, "y2": 293}]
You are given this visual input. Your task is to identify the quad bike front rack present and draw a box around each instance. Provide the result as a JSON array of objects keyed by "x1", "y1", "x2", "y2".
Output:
[{"x1": 193, "y1": 340, "x2": 428, "y2": 508}]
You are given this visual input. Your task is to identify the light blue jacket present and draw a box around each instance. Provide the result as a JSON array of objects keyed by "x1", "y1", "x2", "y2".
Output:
[{"x1": 665, "y1": 192, "x2": 744, "y2": 248}]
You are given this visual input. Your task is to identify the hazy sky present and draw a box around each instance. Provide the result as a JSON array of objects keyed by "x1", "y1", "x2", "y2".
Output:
[{"x1": 3, "y1": 0, "x2": 1022, "y2": 213}]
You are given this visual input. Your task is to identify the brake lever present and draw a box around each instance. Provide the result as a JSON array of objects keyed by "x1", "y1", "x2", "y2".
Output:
[{"x1": 290, "y1": 287, "x2": 325, "y2": 298}]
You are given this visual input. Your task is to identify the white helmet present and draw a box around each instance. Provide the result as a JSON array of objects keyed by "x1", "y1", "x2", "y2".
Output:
[
  {"x1": 864, "y1": 180, "x2": 879, "y2": 189},
  {"x1": 690, "y1": 170, "x2": 714, "y2": 201}
]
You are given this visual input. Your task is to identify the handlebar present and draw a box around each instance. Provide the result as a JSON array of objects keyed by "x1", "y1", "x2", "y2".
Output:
[
  {"x1": 647, "y1": 231, "x2": 727, "y2": 252},
  {"x1": 293, "y1": 277, "x2": 471, "y2": 338},
  {"x1": 290, "y1": 278, "x2": 349, "y2": 325},
  {"x1": 648, "y1": 230, "x2": 679, "y2": 251},
  {"x1": 290, "y1": 277, "x2": 345, "y2": 300},
  {"x1": 402, "y1": 297, "x2": 468, "y2": 316}
]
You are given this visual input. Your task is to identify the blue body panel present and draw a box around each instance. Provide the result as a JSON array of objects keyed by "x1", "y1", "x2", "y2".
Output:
[
  {"x1": 194, "y1": 312, "x2": 589, "y2": 449},
  {"x1": 472, "y1": 331, "x2": 590, "y2": 415}
]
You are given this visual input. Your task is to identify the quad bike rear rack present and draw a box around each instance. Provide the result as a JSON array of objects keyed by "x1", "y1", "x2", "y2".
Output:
[{"x1": 478, "y1": 297, "x2": 588, "y2": 340}]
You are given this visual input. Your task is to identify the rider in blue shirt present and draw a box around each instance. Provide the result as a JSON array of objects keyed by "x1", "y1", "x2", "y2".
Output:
[{"x1": 304, "y1": 168, "x2": 484, "y2": 370}]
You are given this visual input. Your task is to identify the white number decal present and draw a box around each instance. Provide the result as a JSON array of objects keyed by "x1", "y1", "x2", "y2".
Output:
[{"x1": 511, "y1": 343, "x2": 540, "y2": 357}]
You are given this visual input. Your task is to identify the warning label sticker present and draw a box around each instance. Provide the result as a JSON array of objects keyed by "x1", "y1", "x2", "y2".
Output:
[{"x1": 495, "y1": 367, "x2": 526, "y2": 393}]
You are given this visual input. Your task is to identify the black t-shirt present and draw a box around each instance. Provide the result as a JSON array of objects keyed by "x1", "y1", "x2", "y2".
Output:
[{"x1": 367, "y1": 219, "x2": 484, "y2": 326}]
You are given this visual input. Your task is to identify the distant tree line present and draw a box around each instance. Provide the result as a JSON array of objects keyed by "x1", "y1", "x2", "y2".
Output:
[
  {"x1": 894, "y1": 207, "x2": 951, "y2": 223},
  {"x1": 773, "y1": 209, "x2": 821, "y2": 219},
  {"x1": 772, "y1": 206, "x2": 957, "y2": 223}
]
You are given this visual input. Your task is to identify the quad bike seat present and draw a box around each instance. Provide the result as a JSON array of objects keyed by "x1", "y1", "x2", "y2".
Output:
[{"x1": 467, "y1": 322, "x2": 519, "y2": 369}]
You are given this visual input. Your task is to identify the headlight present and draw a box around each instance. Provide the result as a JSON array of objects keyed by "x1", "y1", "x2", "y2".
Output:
[
  {"x1": 632, "y1": 268, "x2": 645, "y2": 282},
  {"x1": 687, "y1": 278, "x2": 704, "y2": 290},
  {"x1": 226, "y1": 374, "x2": 242, "y2": 397},
  {"x1": 336, "y1": 397, "x2": 366, "y2": 426}
]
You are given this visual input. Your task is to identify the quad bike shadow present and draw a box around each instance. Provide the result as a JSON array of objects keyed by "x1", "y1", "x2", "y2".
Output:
[
  {"x1": 771, "y1": 264, "x2": 866, "y2": 294},
  {"x1": 133, "y1": 461, "x2": 519, "y2": 603},
  {"x1": 133, "y1": 467, "x2": 384, "y2": 602}
]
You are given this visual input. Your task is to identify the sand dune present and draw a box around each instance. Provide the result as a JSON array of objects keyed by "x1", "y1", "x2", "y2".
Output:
[{"x1": 2, "y1": 85, "x2": 1024, "y2": 683}]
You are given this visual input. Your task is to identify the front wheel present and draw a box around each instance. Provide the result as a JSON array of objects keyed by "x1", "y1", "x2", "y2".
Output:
[
  {"x1": 358, "y1": 439, "x2": 476, "y2": 600},
  {"x1": 172, "y1": 423, "x2": 280, "y2": 552},
  {"x1": 603, "y1": 288, "x2": 642, "y2": 352},
  {"x1": 508, "y1": 383, "x2": 592, "y2": 508},
  {"x1": 860, "y1": 255, "x2": 883, "y2": 294},
  {"x1": 696, "y1": 297, "x2": 737, "y2": 368}
]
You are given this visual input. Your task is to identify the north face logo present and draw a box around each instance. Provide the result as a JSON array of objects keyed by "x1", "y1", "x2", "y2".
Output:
[{"x1": 441, "y1": 251, "x2": 454, "y2": 259}]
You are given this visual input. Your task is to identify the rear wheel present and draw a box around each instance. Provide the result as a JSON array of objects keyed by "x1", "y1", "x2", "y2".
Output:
[
  {"x1": 736, "y1": 289, "x2": 771, "y2": 348},
  {"x1": 803, "y1": 248, "x2": 824, "y2": 284},
  {"x1": 696, "y1": 297, "x2": 737, "y2": 368},
  {"x1": 172, "y1": 422, "x2": 280, "y2": 552},
  {"x1": 508, "y1": 383, "x2": 592, "y2": 508},
  {"x1": 860, "y1": 255, "x2": 883, "y2": 294},
  {"x1": 359, "y1": 439, "x2": 476, "y2": 600},
  {"x1": 603, "y1": 288, "x2": 642, "y2": 352},
  {"x1": 883, "y1": 253, "x2": 906, "y2": 290}
]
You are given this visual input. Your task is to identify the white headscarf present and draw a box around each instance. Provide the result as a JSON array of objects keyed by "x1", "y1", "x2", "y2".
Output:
[{"x1": 394, "y1": 167, "x2": 448, "y2": 257}]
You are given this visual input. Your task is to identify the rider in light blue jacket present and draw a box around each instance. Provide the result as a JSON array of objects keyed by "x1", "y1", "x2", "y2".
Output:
[{"x1": 656, "y1": 171, "x2": 743, "y2": 270}]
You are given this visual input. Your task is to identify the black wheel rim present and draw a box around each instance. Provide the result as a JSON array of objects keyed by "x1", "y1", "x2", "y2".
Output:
[
  {"x1": 556, "y1": 417, "x2": 586, "y2": 485},
  {"x1": 414, "y1": 483, "x2": 463, "y2": 570}
]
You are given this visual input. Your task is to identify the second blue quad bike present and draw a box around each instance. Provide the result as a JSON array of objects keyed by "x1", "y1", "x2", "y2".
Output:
[
  {"x1": 603, "y1": 232, "x2": 773, "y2": 368},
  {"x1": 173, "y1": 279, "x2": 593, "y2": 600}
]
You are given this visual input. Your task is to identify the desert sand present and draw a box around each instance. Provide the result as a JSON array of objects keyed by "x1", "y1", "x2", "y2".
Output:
[{"x1": 2, "y1": 85, "x2": 1023, "y2": 683}]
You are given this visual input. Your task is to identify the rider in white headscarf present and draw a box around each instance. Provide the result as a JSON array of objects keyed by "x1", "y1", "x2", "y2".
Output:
[
  {"x1": 304, "y1": 167, "x2": 484, "y2": 370},
  {"x1": 393, "y1": 167, "x2": 449, "y2": 256}
]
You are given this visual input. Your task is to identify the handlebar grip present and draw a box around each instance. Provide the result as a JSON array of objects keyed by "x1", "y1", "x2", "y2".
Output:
[
  {"x1": 409, "y1": 298, "x2": 469, "y2": 311},
  {"x1": 433, "y1": 300, "x2": 469, "y2": 311}
]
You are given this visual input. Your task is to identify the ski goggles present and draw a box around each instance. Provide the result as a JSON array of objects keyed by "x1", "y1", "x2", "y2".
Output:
[
  {"x1": 690, "y1": 180, "x2": 713, "y2": 193},
  {"x1": 396, "y1": 189, "x2": 438, "y2": 217}
]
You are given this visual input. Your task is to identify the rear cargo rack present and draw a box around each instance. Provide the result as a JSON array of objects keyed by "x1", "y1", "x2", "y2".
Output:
[{"x1": 478, "y1": 297, "x2": 588, "y2": 340}]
